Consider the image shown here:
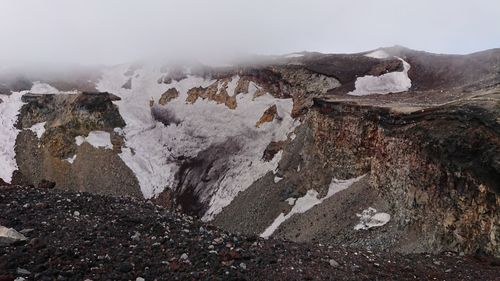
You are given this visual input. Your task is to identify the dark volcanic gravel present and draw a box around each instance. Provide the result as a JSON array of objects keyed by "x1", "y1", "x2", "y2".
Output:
[{"x1": 0, "y1": 186, "x2": 498, "y2": 280}]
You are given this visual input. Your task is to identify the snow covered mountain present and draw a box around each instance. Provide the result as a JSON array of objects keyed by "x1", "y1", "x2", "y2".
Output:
[{"x1": 1, "y1": 47, "x2": 499, "y2": 257}]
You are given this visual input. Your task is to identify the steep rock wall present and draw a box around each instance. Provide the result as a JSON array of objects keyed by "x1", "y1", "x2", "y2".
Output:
[{"x1": 312, "y1": 98, "x2": 499, "y2": 255}]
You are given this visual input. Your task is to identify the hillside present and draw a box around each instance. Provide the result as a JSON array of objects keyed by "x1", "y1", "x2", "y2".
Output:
[
  {"x1": 0, "y1": 47, "x2": 499, "y2": 260},
  {"x1": 1, "y1": 186, "x2": 498, "y2": 280}
]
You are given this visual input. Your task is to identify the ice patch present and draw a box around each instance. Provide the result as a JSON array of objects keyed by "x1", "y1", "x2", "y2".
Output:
[
  {"x1": 66, "y1": 154, "x2": 77, "y2": 164},
  {"x1": 348, "y1": 58, "x2": 411, "y2": 96},
  {"x1": 354, "y1": 207, "x2": 391, "y2": 230},
  {"x1": 75, "y1": 131, "x2": 113, "y2": 150},
  {"x1": 261, "y1": 174, "x2": 366, "y2": 238},
  {"x1": 27, "y1": 122, "x2": 46, "y2": 139},
  {"x1": 365, "y1": 49, "x2": 390, "y2": 59},
  {"x1": 0, "y1": 92, "x2": 25, "y2": 183}
]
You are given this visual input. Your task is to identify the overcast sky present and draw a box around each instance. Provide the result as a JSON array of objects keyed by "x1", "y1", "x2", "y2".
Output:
[{"x1": 0, "y1": 0, "x2": 499, "y2": 66}]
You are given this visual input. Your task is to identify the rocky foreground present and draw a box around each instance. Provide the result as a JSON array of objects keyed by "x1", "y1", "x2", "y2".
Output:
[{"x1": 0, "y1": 186, "x2": 498, "y2": 280}]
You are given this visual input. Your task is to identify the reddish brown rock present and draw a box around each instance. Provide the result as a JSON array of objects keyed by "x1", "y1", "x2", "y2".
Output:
[
  {"x1": 159, "y1": 88, "x2": 179, "y2": 105},
  {"x1": 256, "y1": 104, "x2": 277, "y2": 128}
]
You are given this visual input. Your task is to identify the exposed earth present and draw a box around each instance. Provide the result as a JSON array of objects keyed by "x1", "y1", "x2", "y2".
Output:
[{"x1": 0, "y1": 186, "x2": 498, "y2": 280}]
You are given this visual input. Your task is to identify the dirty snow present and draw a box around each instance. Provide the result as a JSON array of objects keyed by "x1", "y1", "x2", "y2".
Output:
[
  {"x1": 348, "y1": 58, "x2": 411, "y2": 96},
  {"x1": 97, "y1": 65, "x2": 299, "y2": 219},
  {"x1": 75, "y1": 131, "x2": 113, "y2": 150},
  {"x1": 0, "y1": 92, "x2": 25, "y2": 183},
  {"x1": 261, "y1": 174, "x2": 366, "y2": 238},
  {"x1": 354, "y1": 207, "x2": 391, "y2": 230},
  {"x1": 27, "y1": 122, "x2": 46, "y2": 139}
]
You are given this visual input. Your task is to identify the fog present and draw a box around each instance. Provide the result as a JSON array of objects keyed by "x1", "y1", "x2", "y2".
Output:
[{"x1": 0, "y1": 0, "x2": 499, "y2": 66}]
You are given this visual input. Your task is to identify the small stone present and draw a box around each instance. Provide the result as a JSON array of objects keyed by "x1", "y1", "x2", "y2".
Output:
[
  {"x1": 0, "y1": 226, "x2": 27, "y2": 244},
  {"x1": 329, "y1": 259, "x2": 340, "y2": 267},
  {"x1": 29, "y1": 238, "x2": 47, "y2": 249},
  {"x1": 136, "y1": 278, "x2": 145, "y2": 281},
  {"x1": 20, "y1": 229, "x2": 34, "y2": 235},
  {"x1": 17, "y1": 268, "x2": 31, "y2": 275},
  {"x1": 180, "y1": 253, "x2": 188, "y2": 260},
  {"x1": 445, "y1": 269, "x2": 452, "y2": 273},
  {"x1": 73, "y1": 211, "x2": 80, "y2": 217},
  {"x1": 118, "y1": 262, "x2": 132, "y2": 273},
  {"x1": 131, "y1": 231, "x2": 141, "y2": 241},
  {"x1": 14, "y1": 278, "x2": 26, "y2": 281},
  {"x1": 239, "y1": 263, "x2": 247, "y2": 270}
]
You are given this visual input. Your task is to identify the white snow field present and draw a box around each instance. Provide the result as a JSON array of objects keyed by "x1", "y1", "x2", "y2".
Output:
[
  {"x1": 260, "y1": 175, "x2": 366, "y2": 238},
  {"x1": 27, "y1": 122, "x2": 46, "y2": 139},
  {"x1": 75, "y1": 131, "x2": 113, "y2": 150},
  {"x1": 0, "y1": 92, "x2": 25, "y2": 183},
  {"x1": 348, "y1": 58, "x2": 411, "y2": 96},
  {"x1": 97, "y1": 65, "x2": 299, "y2": 220},
  {"x1": 365, "y1": 49, "x2": 391, "y2": 59},
  {"x1": 354, "y1": 207, "x2": 391, "y2": 230}
]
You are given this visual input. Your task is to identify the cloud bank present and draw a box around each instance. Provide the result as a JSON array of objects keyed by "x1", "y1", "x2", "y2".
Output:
[{"x1": 0, "y1": 0, "x2": 499, "y2": 65}]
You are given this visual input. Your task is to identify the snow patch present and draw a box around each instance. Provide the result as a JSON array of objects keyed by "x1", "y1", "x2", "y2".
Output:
[
  {"x1": 0, "y1": 92, "x2": 25, "y2": 183},
  {"x1": 29, "y1": 82, "x2": 59, "y2": 94},
  {"x1": 365, "y1": 49, "x2": 390, "y2": 59},
  {"x1": 274, "y1": 176, "x2": 283, "y2": 183},
  {"x1": 261, "y1": 174, "x2": 366, "y2": 238},
  {"x1": 75, "y1": 131, "x2": 113, "y2": 150},
  {"x1": 348, "y1": 58, "x2": 411, "y2": 96},
  {"x1": 284, "y1": 53, "x2": 304, "y2": 58},
  {"x1": 27, "y1": 122, "x2": 46, "y2": 139},
  {"x1": 285, "y1": 197, "x2": 296, "y2": 206},
  {"x1": 354, "y1": 207, "x2": 391, "y2": 230},
  {"x1": 66, "y1": 154, "x2": 77, "y2": 164},
  {"x1": 30, "y1": 81, "x2": 79, "y2": 95}
]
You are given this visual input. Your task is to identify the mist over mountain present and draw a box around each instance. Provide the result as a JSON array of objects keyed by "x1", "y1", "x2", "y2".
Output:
[{"x1": 0, "y1": 0, "x2": 499, "y2": 66}]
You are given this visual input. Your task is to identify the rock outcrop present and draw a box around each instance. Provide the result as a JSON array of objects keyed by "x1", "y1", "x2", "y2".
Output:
[
  {"x1": 14, "y1": 92, "x2": 141, "y2": 197},
  {"x1": 158, "y1": 88, "x2": 179, "y2": 105},
  {"x1": 256, "y1": 105, "x2": 278, "y2": 127},
  {"x1": 186, "y1": 80, "x2": 237, "y2": 109},
  {"x1": 214, "y1": 88, "x2": 500, "y2": 257}
]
